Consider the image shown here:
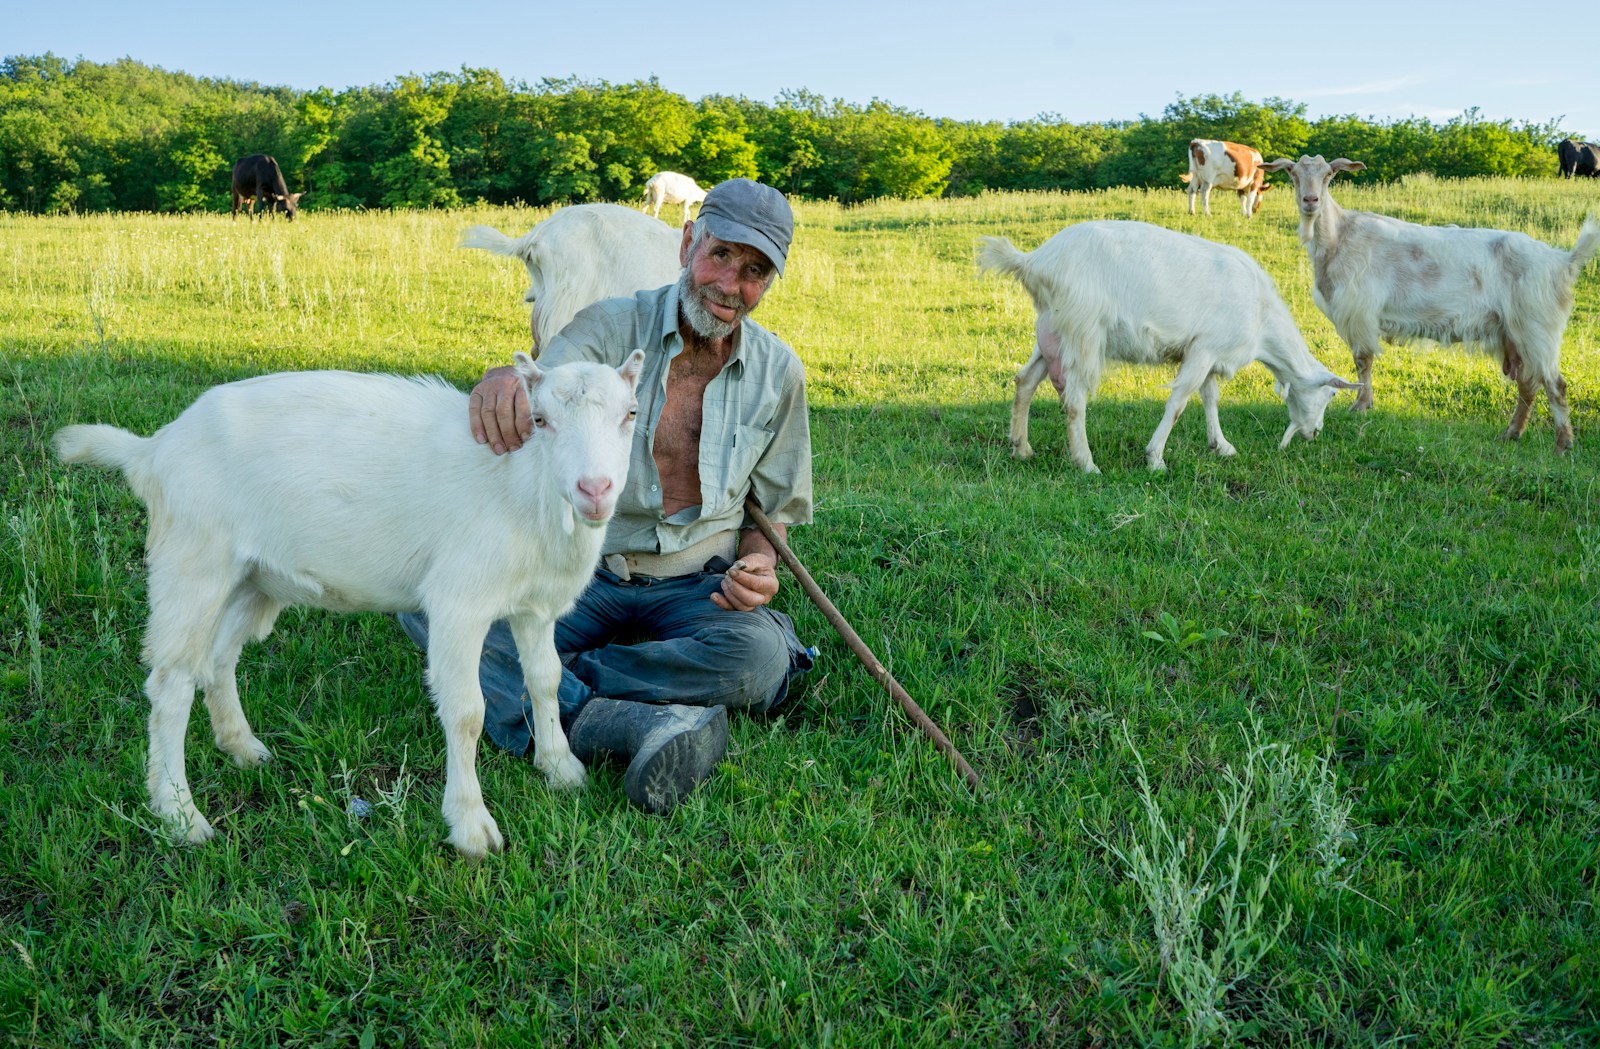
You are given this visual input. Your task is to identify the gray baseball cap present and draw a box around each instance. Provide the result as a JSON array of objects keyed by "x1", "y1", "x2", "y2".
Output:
[{"x1": 697, "y1": 178, "x2": 794, "y2": 276}]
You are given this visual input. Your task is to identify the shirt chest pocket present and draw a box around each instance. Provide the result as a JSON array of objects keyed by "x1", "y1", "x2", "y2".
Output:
[{"x1": 719, "y1": 423, "x2": 774, "y2": 506}]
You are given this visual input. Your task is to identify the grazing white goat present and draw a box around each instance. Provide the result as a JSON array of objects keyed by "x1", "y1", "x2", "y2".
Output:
[
  {"x1": 1263, "y1": 155, "x2": 1600, "y2": 450},
  {"x1": 461, "y1": 203, "x2": 682, "y2": 356},
  {"x1": 979, "y1": 221, "x2": 1359, "y2": 472},
  {"x1": 641, "y1": 171, "x2": 708, "y2": 222},
  {"x1": 53, "y1": 351, "x2": 645, "y2": 857}
]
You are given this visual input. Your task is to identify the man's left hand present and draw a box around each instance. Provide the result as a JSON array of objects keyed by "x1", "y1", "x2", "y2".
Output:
[{"x1": 712, "y1": 554, "x2": 779, "y2": 611}]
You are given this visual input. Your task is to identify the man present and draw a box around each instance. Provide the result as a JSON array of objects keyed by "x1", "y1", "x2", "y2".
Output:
[{"x1": 402, "y1": 178, "x2": 813, "y2": 815}]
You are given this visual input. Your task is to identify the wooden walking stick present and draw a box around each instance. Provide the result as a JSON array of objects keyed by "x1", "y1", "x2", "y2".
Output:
[{"x1": 743, "y1": 497, "x2": 984, "y2": 794}]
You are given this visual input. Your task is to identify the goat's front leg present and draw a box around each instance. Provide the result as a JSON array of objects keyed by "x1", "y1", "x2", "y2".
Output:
[
  {"x1": 1199, "y1": 374, "x2": 1236, "y2": 457},
  {"x1": 424, "y1": 610, "x2": 504, "y2": 857},
  {"x1": 1146, "y1": 360, "x2": 1211, "y2": 471},
  {"x1": 507, "y1": 612, "x2": 585, "y2": 790}
]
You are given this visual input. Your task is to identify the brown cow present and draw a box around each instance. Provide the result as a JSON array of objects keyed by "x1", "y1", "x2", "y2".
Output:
[
  {"x1": 231, "y1": 154, "x2": 303, "y2": 220},
  {"x1": 1178, "y1": 139, "x2": 1270, "y2": 217}
]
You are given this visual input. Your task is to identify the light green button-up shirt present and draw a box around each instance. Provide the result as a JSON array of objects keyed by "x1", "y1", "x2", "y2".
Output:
[{"x1": 539, "y1": 283, "x2": 813, "y2": 557}]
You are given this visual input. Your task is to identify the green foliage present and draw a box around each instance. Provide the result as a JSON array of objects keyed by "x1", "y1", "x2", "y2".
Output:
[{"x1": 0, "y1": 55, "x2": 1584, "y2": 214}]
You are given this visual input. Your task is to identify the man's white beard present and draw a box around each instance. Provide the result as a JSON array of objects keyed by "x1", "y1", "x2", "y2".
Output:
[{"x1": 678, "y1": 268, "x2": 745, "y2": 340}]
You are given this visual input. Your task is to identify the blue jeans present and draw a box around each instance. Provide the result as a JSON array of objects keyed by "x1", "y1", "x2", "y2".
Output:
[{"x1": 398, "y1": 566, "x2": 814, "y2": 757}]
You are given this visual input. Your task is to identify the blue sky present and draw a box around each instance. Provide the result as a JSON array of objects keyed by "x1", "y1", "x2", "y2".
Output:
[{"x1": 12, "y1": 1, "x2": 1599, "y2": 138}]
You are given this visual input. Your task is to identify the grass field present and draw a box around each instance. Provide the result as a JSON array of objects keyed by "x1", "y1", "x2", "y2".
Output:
[{"x1": 3, "y1": 179, "x2": 1599, "y2": 1047}]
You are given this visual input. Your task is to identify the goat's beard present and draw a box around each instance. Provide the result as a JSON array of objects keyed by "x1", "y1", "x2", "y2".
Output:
[{"x1": 677, "y1": 268, "x2": 748, "y2": 341}]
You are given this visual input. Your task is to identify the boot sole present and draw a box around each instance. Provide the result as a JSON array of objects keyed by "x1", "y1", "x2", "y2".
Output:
[{"x1": 624, "y1": 706, "x2": 730, "y2": 815}]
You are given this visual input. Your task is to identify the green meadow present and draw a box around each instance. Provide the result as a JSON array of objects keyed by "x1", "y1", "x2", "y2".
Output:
[{"x1": 2, "y1": 180, "x2": 1598, "y2": 1047}]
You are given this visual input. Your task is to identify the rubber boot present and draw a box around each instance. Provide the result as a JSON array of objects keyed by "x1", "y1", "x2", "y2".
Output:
[{"x1": 566, "y1": 698, "x2": 729, "y2": 815}]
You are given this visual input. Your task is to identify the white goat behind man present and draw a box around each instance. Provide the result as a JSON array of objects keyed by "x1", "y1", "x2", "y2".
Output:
[
  {"x1": 641, "y1": 171, "x2": 708, "y2": 222},
  {"x1": 979, "y1": 221, "x2": 1359, "y2": 472},
  {"x1": 53, "y1": 352, "x2": 646, "y2": 858},
  {"x1": 461, "y1": 204, "x2": 682, "y2": 357},
  {"x1": 1263, "y1": 154, "x2": 1600, "y2": 451}
]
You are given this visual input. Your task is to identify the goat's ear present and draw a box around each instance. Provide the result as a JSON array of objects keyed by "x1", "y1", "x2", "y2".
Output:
[
  {"x1": 1279, "y1": 423, "x2": 1301, "y2": 450},
  {"x1": 1260, "y1": 158, "x2": 1296, "y2": 172},
  {"x1": 1321, "y1": 373, "x2": 1362, "y2": 391},
  {"x1": 1330, "y1": 159, "x2": 1366, "y2": 175},
  {"x1": 617, "y1": 349, "x2": 646, "y2": 391},
  {"x1": 512, "y1": 351, "x2": 544, "y2": 388},
  {"x1": 1273, "y1": 378, "x2": 1290, "y2": 400}
]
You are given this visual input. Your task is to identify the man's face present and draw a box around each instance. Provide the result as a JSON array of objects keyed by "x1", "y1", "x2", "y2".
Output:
[{"x1": 677, "y1": 228, "x2": 776, "y2": 340}]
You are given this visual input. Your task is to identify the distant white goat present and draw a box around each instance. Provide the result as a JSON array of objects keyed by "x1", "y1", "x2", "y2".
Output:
[
  {"x1": 53, "y1": 352, "x2": 645, "y2": 857},
  {"x1": 461, "y1": 203, "x2": 682, "y2": 356},
  {"x1": 641, "y1": 171, "x2": 708, "y2": 222},
  {"x1": 1263, "y1": 154, "x2": 1600, "y2": 450},
  {"x1": 979, "y1": 220, "x2": 1359, "y2": 472}
]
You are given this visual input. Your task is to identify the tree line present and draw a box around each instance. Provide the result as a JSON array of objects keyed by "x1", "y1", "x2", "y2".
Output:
[{"x1": 0, "y1": 53, "x2": 1575, "y2": 214}]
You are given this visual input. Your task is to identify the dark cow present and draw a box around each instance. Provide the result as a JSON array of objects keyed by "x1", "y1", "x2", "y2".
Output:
[
  {"x1": 1558, "y1": 138, "x2": 1600, "y2": 179},
  {"x1": 231, "y1": 154, "x2": 303, "y2": 220}
]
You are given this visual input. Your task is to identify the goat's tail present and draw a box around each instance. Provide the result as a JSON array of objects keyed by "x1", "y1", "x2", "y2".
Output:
[
  {"x1": 56, "y1": 424, "x2": 167, "y2": 508},
  {"x1": 1569, "y1": 217, "x2": 1600, "y2": 276},
  {"x1": 977, "y1": 236, "x2": 1051, "y2": 311},
  {"x1": 54, "y1": 423, "x2": 147, "y2": 469},
  {"x1": 459, "y1": 224, "x2": 525, "y2": 260}
]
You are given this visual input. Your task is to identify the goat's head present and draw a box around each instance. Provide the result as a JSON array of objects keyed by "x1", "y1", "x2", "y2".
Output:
[
  {"x1": 1276, "y1": 372, "x2": 1363, "y2": 448},
  {"x1": 1260, "y1": 155, "x2": 1364, "y2": 220},
  {"x1": 513, "y1": 350, "x2": 646, "y2": 528}
]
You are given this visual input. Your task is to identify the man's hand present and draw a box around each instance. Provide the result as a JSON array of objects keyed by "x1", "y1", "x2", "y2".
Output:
[
  {"x1": 469, "y1": 365, "x2": 530, "y2": 454},
  {"x1": 712, "y1": 554, "x2": 779, "y2": 611}
]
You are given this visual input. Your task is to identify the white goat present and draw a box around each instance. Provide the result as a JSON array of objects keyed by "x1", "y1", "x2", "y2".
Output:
[
  {"x1": 1263, "y1": 155, "x2": 1600, "y2": 450},
  {"x1": 641, "y1": 171, "x2": 707, "y2": 222},
  {"x1": 53, "y1": 352, "x2": 645, "y2": 858},
  {"x1": 979, "y1": 221, "x2": 1359, "y2": 472},
  {"x1": 462, "y1": 204, "x2": 682, "y2": 356}
]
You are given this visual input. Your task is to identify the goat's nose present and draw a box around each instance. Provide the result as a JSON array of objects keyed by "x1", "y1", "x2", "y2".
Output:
[{"x1": 577, "y1": 477, "x2": 613, "y2": 501}]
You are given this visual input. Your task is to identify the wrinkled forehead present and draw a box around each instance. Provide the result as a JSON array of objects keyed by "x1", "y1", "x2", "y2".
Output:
[{"x1": 697, "y1": 232, "x2": 776, "y2": 272}]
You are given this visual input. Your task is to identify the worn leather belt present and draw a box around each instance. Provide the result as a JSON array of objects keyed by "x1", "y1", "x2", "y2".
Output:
[{"x1": 602, "y1": 530, "x2": 739, "y2": 582}]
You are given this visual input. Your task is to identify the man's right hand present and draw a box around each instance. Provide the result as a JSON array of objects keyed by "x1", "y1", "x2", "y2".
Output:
[{"x1": 469, "y1": 365, "x2": 530, "y2": 454}]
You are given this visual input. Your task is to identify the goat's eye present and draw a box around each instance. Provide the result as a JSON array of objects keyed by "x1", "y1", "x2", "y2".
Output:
[
  {"x1": 627, "y1": 407, "x2": 638, "y2": 421},
  {"x1": 532, "y1": 414, "x2": 547, "y2": 429}
]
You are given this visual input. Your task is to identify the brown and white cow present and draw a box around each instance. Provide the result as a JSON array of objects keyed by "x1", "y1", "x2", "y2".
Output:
[{"x1": 1178, "y1": 140, "x2": 1270, "y2": 218}]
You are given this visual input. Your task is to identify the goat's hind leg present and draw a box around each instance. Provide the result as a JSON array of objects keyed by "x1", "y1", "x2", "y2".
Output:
[
  {"x1": 1009, "y1": 341, "x2": 1053, "y2": 460},
  {"x1": 202, "y1": 583, "x2": 282, "y2": 768},
  {"x1": 1546, "y1": 371, "x2": 1575, "y2": 453},
  {"x1": 140, "y1": 554, "x2": 250, "y2": 843},
  {"x1": 423, "y1": 606, "x2": 505, "y2": 857},
  {"x1": 507, "y1": 612, "x2": 585, "y2": 789}
]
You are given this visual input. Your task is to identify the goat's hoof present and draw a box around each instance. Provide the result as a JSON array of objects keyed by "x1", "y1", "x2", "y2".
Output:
[
  {"x1": 449, "y1": 811, "x2": 505, "y2": 858},
  {"x1": 1212, "y1": 442, "x2": 1237, "y2": 458},
  {"x1": 1147, "y1": 461, "x2": 1168, "y2": 472},
  {"x1": 1010, "y1": 443, "x2": 1034, "y2": 460},
  {"x1": 541, "y1": 753, "x2": 588, "y2": 790},
  {"x1": 224, "y1": 737, "x2": 273, "y2": 768},
  {"x1": 1497, "y1": 429, "x2": 1519, "y2": 443},
  {"x1": 1350, "y1": 401, "x2": 1372, "y2": 414},
  {"x1": 161, "y1": 808, "x2": 216, "y2": 845},
  {"x1": 1079, "y1": 463, "x2": 1101, "y2": 475}
]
